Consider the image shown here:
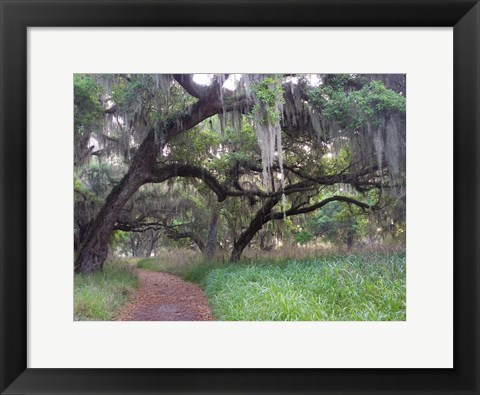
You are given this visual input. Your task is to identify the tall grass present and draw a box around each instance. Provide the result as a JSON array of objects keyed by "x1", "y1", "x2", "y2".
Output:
[
  {"x1": 136, "y1": 248, "x2": 202, "y2": 275},
  {"x1": 185, "y1": 252, "x2": 406, "y2": 321},
  {"x1": 243, "y1": 243, "x2": 405, "y2": 263},
  {"x1": 74, "y1": 259, "x2": 138, "y2": 320}
]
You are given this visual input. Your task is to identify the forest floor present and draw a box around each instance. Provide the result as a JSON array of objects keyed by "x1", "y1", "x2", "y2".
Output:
[{"x1": 115, "y1": 269, "x2": 214, "y2": 321}]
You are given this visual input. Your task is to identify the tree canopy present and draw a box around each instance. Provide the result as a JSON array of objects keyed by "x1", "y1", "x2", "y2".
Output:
[{"x1": 74, "y1": 73, "x2": 406, "y2": 273}]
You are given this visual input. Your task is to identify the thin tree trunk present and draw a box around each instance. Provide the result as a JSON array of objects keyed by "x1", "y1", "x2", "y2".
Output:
[
  {"x1": 230, "y1": 197, "x2": 280, "y2": 261},
  {"x1": 346, "y1": 229, "x2": 354, "y2": 250},
  {"x1": 203, "y1": 206, "x2": 220, "y2": 260},
  {"x1": 146, "y1": 230, "x2": 159, "y2": 257}
]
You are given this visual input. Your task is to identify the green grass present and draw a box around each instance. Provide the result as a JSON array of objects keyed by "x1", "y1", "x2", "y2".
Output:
[
  {"x1": 136, "y1": 248, "x2": 202, "y2": 275},
  {"x1": 182, "y1": 252, "x2": 406, "y2": 321},
  {"x1": 136, "y1": 257, "x2": 161, "y2": 271},
  {"x1": 74, "y1": 260, "x2": 138, "y2": 320}
]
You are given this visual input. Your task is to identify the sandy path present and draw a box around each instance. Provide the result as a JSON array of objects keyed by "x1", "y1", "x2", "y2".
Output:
[{"x1": 115, "y1": 269, "x2": 214, "y2": 321}]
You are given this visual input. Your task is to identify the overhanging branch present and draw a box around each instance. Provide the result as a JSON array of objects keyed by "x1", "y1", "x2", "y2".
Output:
[
  {"x1": 147, "y1": 163, "x2": 228, "y2": 202},
  {"x1": 173, "y1": 74, "x2": 210, "y2": 99},
  {"x1": 267, "y1": 195, "x2": 377, "y2": 222}
]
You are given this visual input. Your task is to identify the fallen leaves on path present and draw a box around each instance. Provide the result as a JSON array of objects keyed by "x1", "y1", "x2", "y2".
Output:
[{"x1": 115, "y1": 269, "x2": 214, "y2": 321}]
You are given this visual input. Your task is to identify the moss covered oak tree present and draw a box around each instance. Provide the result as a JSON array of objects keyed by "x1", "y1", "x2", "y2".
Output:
[
  {"x1": 74, "y1": 74, "x2": 405, "y2": 273},
  {"x1": 75, "y1": 75, "x2": 245, "y2": 273}
]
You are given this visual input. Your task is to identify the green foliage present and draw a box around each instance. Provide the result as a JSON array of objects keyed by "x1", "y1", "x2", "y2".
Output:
[
  {"x1": 73, "y1": 177, "x2": 83, "y2": 191},
  {"x1": 307, "y1": 199, "x2": 368, "y2": 246},
  {"x1": 110, "y1": 230, "x2": 129, "y2": 248},
  {"x1": 113, "y1": 76, "x2": 149, "y2": 106},
  {"x1": 309, "y1": 79, "x2": 406, "y2": 129},
  {"x1": 74, "y1": 74, "x2": 103, "y2": 138},
  {"x1": 250, "y1": 76, "x2": 285, "y2": 124},
  {"x1": 321, "y1": 147, "x2": 352, "y2": 176},
  {"x1": 252, "y1": 77, "x2": 282, "y2": 106},
  {"x1": 294, "y1": 230, "x2": 314, "y2": 245},
  {"x1": 74, "y1": 260, "x2": 138, "y2": 320},
  {"x1": 322, "y1": 74, "x2": 367, "y2": 90},
  {"x1": 195, "y1": 253, "x2": 406, "y2": 321},
  {"x1": 169, "y1": 117, "x2": 260, "y2": 189},
  {"x1": 74, "y1": 175, "x2": 103, "y2": 204},
  {"x1": 170, "y1": 126, "x2": 222, "y2": 167}
]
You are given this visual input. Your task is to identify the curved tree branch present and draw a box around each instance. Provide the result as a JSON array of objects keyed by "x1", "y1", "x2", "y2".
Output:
[
  {"x1": 114, "y1": 220, "x2": 205, "y2": 251},
  {"x1": 147, "y1": 160, "x2": 386, "y2": 204},
  {"x1": 147, "y1": 163, "x2": 228, "y2": 202},
  {"x1": 231, "y1": 195, "x2": 378, "y2": 261},
  {"x1": 267, "y1": 195, "x2": 376, "y2": 222},
  {"x1": 165, "y1": 229, "x2": 205, "y2": 252},
  {"x1": 173, "y1": 74, "x2": 210, "y2": 99}
]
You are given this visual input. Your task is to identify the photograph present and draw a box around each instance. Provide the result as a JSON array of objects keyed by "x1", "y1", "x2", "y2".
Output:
[{"x1": 73, "y1": 73, "x2": 406, "y2": 321}]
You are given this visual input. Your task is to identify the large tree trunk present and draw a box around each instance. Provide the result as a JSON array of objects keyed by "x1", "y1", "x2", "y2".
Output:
[
  {"x1": 74, "y1": 175, "x2": 146, "y2": 273},
  {"x1": 74, "y1": 133, "x2": 158, "y2": 273}
]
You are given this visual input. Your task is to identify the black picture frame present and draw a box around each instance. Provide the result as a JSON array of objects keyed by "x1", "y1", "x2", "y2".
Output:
[{"x1": 1, "y1": 1, "x2": 479, "y2": 394}]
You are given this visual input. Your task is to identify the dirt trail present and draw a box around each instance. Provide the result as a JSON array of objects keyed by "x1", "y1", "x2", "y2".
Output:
[{"x1": 115, "y1": 269, "x2": 214, "y2": 321}]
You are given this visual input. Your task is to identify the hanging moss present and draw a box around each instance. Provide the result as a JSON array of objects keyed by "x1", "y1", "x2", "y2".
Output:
[
  {"x1": 309, "y1": 76, "x2": 406, "y2": 188},
  {"x1": 247, "y1": 75, "x2": 285, "y2": 191}
]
